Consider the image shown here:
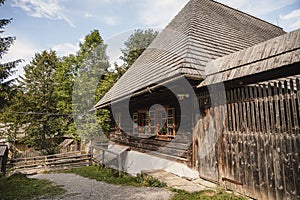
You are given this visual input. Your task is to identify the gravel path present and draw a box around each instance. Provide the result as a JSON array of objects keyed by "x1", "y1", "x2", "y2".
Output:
[{"x1": 30, "y1": 173, "x2": 174, "y2": 200}]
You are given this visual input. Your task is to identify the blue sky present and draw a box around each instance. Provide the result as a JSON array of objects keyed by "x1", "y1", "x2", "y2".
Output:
[{"x1": 1, "y1": 0, "x2": 300, "y2": 76}]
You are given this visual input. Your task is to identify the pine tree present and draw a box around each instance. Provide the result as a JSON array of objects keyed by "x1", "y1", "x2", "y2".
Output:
[
  {"x1": 0, "y1": 0, "x2": 21, "y2": 110},
  {"x1": 18, "y1": 50, "x2": 62, "y2": 154}
]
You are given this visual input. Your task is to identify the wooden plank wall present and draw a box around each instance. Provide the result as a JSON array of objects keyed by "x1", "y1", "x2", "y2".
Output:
[{"x1": 203, "y1": 77, "x2": 300, "y2": 200}]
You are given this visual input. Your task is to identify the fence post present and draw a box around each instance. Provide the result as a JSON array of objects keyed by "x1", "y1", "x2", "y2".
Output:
[
  {"x1": 118, "y1": 154, "x2": 121, "y2": 177},
  {"x1": 90, "y1": 146, "x2": 94, "y2": 165},
  {"x1": 102, "y1": 150, "x2": 105, "y2": 166}
]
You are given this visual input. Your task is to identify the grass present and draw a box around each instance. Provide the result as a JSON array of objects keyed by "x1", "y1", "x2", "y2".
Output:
[
  {"x1": 0, "y1": 166, "x2": 247, "y2": 200},
  {"x1": 170, "y1": 188, "x2": 247, "y2": 200},
  {"x1": 0, "y1": 173, "x2": 65, "y2": 200},
  {"x1": 62, "y1": 165, "x2": 247, "y2": 200},
  {"x1": 61, "y1": 165, "x2": 166, "y2": 187}
]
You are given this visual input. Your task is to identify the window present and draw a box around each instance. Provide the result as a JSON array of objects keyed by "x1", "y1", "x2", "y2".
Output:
[
  {"x1": 167, "y1": 108, "x2": 176, "y2": 137},
  {"x1": 138, "y1": 112, "x2": 149, "y2": 134},
  {"x1": 132, "y1": 107, "x2": 176, "y2": 138},
  {"x1": 133, "y1": 113, "x2": 138, "y2": 134},
  {"x1": 115, "y1": 112, "x2": 121, "y2": 132}
]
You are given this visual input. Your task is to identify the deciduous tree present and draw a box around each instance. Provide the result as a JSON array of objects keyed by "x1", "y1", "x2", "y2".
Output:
[{"x1": 120, "y1": 29, "x2": 158, "y2": 69}]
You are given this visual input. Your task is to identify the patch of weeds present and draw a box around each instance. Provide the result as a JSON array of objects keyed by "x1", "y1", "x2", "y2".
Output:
[
  {"x1": 170, "y1": 188, "x2": 247, "y2": 200},
  {"x1": 62, "y1": 165, "x2": 166, "y2": 187},
  {"x1": 0, "y1": 173, "x2": 65, "y2": 200}
]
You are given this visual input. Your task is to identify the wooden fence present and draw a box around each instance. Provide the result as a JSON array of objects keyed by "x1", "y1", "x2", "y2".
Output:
[
  {"x1": 198, "y1": 77, "x2": 300, "y2": 200},
  {"x1": 8, "y1": 151, "x2": 92, "y2": 175}
]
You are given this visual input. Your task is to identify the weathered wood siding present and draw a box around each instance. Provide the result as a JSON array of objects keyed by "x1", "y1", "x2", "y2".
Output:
[
  {"x1": 198, "y1": 77, "x2": 300, "y2": 200},
  {"x1": 110, "y1": 131, "x2": 193, "y2": 166},
  {"x1": 109, "y1": 88, "x2": 195, "y2": 166}
]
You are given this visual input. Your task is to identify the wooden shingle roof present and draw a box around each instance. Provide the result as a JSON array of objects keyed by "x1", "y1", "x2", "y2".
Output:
[
  {"x1": 198, "y1": 28, "x2": 300, "y2": 87},
  {"x1": 95, "y1": 0, "x2": 285, "y2": 109}
]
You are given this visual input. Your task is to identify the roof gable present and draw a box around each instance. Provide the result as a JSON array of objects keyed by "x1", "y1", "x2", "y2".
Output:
[
  {"x1": 95, "y1": 0, "x2": 285, "y2": 109},
  {"x1": 198, "y1": 28, "x2": 300, "y2": 87}
]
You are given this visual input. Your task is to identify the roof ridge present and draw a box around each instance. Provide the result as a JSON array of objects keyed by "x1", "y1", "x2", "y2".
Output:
[
  {"x1": 95, "y1": 0, "x2": 286, "y2": 109},
  {"x1": 210, "y1": 0, "x2": 284, "y2": 31}
]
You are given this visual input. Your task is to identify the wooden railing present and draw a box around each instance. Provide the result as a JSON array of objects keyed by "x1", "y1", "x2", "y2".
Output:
[{"x1": 8, "y1": 151, "x2": 92, "y2": 174}]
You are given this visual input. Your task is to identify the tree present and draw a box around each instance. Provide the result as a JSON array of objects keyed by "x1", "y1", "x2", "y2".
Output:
[
  {"x1": 97, "y1": 29, "x2": 158, "y2": 101},
  {"x1": 72, "y1": 30, "x2": 110, "y2": 141},
  {"x1": 0, "y1": 0, "x2": 21, "y2": 110},
  {"x1": 17, "y1": 50, "x2": 62, "y2": 154},
  {"x1": 54, "y1": 54, "x2": 78, "y2": 141},
  {"x1": 94, "y1": 29, "x2": 158, "y2": 136},
  {"x1": 120, "y1": 29, "x2": 158, "y2": 69}
]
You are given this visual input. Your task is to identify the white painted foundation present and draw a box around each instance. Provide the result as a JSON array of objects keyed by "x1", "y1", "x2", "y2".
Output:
[{"x1": 124, "y1": 150, "x2": 199, "y2": 179}]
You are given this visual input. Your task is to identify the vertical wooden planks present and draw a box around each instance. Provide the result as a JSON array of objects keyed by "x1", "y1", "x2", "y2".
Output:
[
  {"x1": 198, "y1": 77, "x2": 300, "y2": 200},
  {"x1": 278, "y1": 81, "x2": 289, "y2": 199},
  {"x1": 295, "y1": 79, "x2": 300, "y2": 199},
  {"x1": 258, "y1": 85, "x2": 269, "y2": 200},
  {"x1": 229, "y1": 90, "x2": 234, "y2": 181},
  {"x1": 294, "y1": 78, "x2": 300, "y2": 199},
  {"x1": 263, "y1": 84, "x2": 275, "y2": 199},
  {"x1": 253, "y1": 86, "x2": 263, "y2": 199},
  {"x1": 268, "y1": 83, "x2": 275, "y2": 133},
  {"x1": 290, "y1": 79, "x2": 299, "y2": 130},
  {"x1": 240, "y1": 87, "x2": 248, "y2": 194},
  {"x1": 266, "y1": 84, "x2": 277, "y2": 200},
  {"x1": 245, "y1": 87, "x2": 255, "y2": 196},
  {"x1": 233, "y1": 88, "x2": 240, "y2": 184},
  {"x1": 273, "y1": 82, "x2": 285, "y2": 200},
  {"x1": 286, "y1": 80, "x2": 298, "y2": 199}
]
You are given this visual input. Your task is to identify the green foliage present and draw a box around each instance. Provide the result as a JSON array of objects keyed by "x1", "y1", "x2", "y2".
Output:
[
  {"x1": 170, "y1": 188, "x2": 247, "y2": 200},
  {"x1": 15, "y1": 50, "x2": 64, "y2": 153},
  {"x1": 63, "y1": 165, "x2": 166, "y2": 187},
  {"x1": 120, "y1": 29, "x2": 158, "y2": 68},
  {"x1": 73, "y1": 30, "x2": 109, "y2": 141},
  {"x1": 1, "y1": 28, "x2": 158, "y2": 152},
  {"x1": 94, "y1": 29, "x2": 158, "y2": 134},
  {"x1": 0, "y1": 0, "x2": 22, "y2": 110},
  {"x1": 0, "y1": 173, "x2": 65, "y2": 200}
]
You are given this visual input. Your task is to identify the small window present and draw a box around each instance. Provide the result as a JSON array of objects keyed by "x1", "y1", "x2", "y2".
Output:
[
  {"x1": 133, "y1": 113, "x2": 138, "y2": 134},
  {"x1": 132, "y1": 107, "x2": 176, "y2": 139},
  {"x1": 138, "y1": 112, "x2": 149, "y2": 134},
  {"x1": 115, "y1": 112, "x2": 121, "y2": 132}
]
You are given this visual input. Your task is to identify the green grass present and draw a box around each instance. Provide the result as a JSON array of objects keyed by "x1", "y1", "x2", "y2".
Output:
[
  {"x1": 63, "y1": 166, "x2": 247, "y2": 199},
  {"x1": 170, "y1": 188, "x2": 247, "y2": 200},
  {"x1": 0, "y1": 173, "x2": 65, "y2": 200},
  {"x1": 62, "y1": 165, "x2": 166, "y2": 187}
]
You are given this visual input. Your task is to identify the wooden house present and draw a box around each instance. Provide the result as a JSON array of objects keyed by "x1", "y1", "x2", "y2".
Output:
[
  {"x1": 196, "y1": 29, "x2": 300, "y2": 200},
  {"x1": 94, "y1": 0, "x2": 299, "y2": 199}
]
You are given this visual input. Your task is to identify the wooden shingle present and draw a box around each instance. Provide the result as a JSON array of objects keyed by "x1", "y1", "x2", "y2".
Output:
[
  {"x1": 199, "y1": 28, "x2": 300, "y2": 87},
  {"x1": 95, "y1": 0, "x2": 285, "y2": 109}
]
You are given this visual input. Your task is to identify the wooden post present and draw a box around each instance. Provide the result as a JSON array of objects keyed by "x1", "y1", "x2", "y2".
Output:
[
  {"x1": 102, "y1": 150, "x2": 105, "y2": 166},
  {"x1": 118, "y1": 155, "x2": 122, "y2": 177}
]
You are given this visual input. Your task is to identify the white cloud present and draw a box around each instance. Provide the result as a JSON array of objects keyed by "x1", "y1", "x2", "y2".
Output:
[
  {"x1": 84, "y1": 12, "x2": 93, "y2": 18},
  {"x1": 281, "y1": 9, "x2": 300, "y2": 19},
  {"x1": 216, "y1": 0, "x2": 249, "y2": 9},
  {"x1": 52, "y1": 42, "x2": 79, "y2": 56},
  {"x1": 104, "y1": 16, "x2": 116, "y2": 25},
  {"x1": 137, "y1": 0, "x2": 188, "y2": 28},
  {"x1": 218, "y1": 0, "x2": 297, "y2": 16},
  {"x1": 137, "y1": 0, "x2": 297, "y2": 29},
  {"x1": 2, "y1": 38, "x2": 40, "y2": 78},
  {"x1": 280, "y1": 9, "x2": 300, "y2": 30},
  {"x1": 12, "y1": 0, "x2": 75, "y2": 27}
]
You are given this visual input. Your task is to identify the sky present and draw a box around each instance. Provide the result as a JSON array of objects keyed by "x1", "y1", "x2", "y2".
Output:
[{"x1": 1, "y1": 0, "x2": 300, "y2": 77}]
